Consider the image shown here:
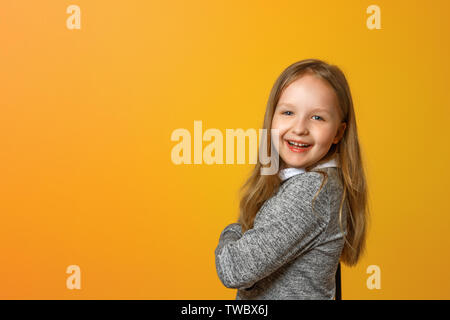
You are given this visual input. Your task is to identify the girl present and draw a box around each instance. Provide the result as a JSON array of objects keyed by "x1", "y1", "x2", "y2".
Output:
[{"x1": 214, "y1": 58, "x2": 370, "y2": 300}]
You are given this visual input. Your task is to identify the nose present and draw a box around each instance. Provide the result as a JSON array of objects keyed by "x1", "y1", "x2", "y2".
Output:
[{"x1": 291, "y1": 116, "x2": 309, "y2": 135}]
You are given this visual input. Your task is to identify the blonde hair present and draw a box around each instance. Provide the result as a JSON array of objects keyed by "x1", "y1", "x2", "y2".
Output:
[{"x1": 237, "y1": 58, "x2": 370, "y2": 267}]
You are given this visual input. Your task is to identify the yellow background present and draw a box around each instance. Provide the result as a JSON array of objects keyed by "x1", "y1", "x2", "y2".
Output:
[{"x1": 1, "y1": 0, "x2": 449, "y2": 299}]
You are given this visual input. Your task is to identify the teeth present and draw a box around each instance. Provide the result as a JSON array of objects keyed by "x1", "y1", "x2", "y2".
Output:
[{"x1": 288, "y1": 141, "x2": 309, "y2": 147}]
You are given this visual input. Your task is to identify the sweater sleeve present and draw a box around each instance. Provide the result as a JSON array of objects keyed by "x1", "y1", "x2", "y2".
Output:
[
  {"x1": 215, "y1": 222, "x2": 243, "y2": 253},
  {"x1": 214, "y1": 172, "x2": 329, "y2": 290}
]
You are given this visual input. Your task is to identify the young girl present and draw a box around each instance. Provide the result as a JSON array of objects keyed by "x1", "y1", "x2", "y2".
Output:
[{"x1": 215, "y1": 58, "x2": 369, "y2": 300}]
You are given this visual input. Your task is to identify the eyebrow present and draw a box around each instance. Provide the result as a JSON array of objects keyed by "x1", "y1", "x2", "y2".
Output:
[{"x1": 277, "y1": 102, "x2": 331, "y2": 113}]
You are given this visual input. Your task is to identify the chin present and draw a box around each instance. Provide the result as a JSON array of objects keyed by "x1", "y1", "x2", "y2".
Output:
[{"x1": 283, "y1": 159, "x2": 307, "y2": 169}]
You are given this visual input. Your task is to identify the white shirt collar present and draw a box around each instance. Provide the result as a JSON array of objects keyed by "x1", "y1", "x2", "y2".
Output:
[{"x1": 278, "y1": 154, "x2": 340, "y2": 181}]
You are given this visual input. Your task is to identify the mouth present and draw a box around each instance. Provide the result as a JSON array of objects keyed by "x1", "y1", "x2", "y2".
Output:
[{"x1": 285, "y1": 140, "x2": 312, "y2": 153}]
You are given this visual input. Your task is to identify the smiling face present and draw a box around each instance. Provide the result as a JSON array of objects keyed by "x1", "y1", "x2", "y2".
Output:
[{"x1": 271, "y1": 72, "x2": 347, "y2": 170}]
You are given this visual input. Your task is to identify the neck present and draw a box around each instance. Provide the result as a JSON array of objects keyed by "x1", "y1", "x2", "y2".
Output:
[{"x1": 280, "y1": 153, "x2": 339, "y2": 171}]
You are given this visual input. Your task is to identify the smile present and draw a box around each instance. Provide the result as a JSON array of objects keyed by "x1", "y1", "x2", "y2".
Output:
[{"x1": 285, "y1": 140, "x2": 312, "y2": 153}]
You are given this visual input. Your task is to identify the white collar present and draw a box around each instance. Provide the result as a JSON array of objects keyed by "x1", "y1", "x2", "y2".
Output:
[{"x1": 278, "y1": 154, "x2": 340, "y2": 181}]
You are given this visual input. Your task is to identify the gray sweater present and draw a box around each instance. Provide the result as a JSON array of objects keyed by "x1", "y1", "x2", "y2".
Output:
[{"x1": 214, "y1": 166, "x2": 348, "y2": 300}]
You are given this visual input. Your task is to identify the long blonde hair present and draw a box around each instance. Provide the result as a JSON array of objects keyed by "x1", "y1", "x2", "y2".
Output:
[{"x1": 237, "y1": 58, "x2": 370, "y2": 267}]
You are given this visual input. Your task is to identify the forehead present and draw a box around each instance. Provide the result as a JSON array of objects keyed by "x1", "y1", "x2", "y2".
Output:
[{"x1": 277, "y1": 73, "x2": 339, "y2": 113}]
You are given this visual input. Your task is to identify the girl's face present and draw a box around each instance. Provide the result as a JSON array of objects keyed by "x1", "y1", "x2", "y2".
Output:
[{"x1": 271, "y1": 72, "x2": 347, "y2": 170}]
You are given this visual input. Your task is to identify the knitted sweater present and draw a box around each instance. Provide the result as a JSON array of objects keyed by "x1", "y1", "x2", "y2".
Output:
[{"x1": 214, "y1": 158, "x2": 348, "y2": 300}]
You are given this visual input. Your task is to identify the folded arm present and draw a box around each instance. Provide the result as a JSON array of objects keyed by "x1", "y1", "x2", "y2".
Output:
[{"x1": 215, "y1": 173, "x2": 329, "y2": 289}]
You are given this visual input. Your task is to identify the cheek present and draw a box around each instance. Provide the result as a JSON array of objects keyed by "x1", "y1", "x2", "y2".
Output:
[
  {"x1": 270, "y1": 116, "x2": 280, "y2": 129},
  {"x1": 271, "y1": 116, "x2": 288, "y2": 132},
  {"x1": 313, "y1": 128, "x2": 337, "y2": 145}
]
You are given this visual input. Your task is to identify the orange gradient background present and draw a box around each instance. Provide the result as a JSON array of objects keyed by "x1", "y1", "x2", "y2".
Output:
[{"x1": 1, "y1": 0, "x2": 449, "y2": 299}]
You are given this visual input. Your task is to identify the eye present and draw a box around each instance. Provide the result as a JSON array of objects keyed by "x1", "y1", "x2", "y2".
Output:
[
  {"x1": 282, "y1": 111, "x2": 293, "y2": 116},
  {"x1": 312, "y1": 115, "x2": 323, "y2": 121}
]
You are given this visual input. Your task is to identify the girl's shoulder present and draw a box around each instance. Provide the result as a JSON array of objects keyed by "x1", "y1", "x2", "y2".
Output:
[{"x1": 278, "y1": 167, "x2": 341, "y2": 200}]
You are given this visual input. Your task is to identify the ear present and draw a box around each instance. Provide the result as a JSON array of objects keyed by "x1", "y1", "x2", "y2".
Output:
[{"x1": 333, "y1": 122, "x2": 347, "y2": 144}]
